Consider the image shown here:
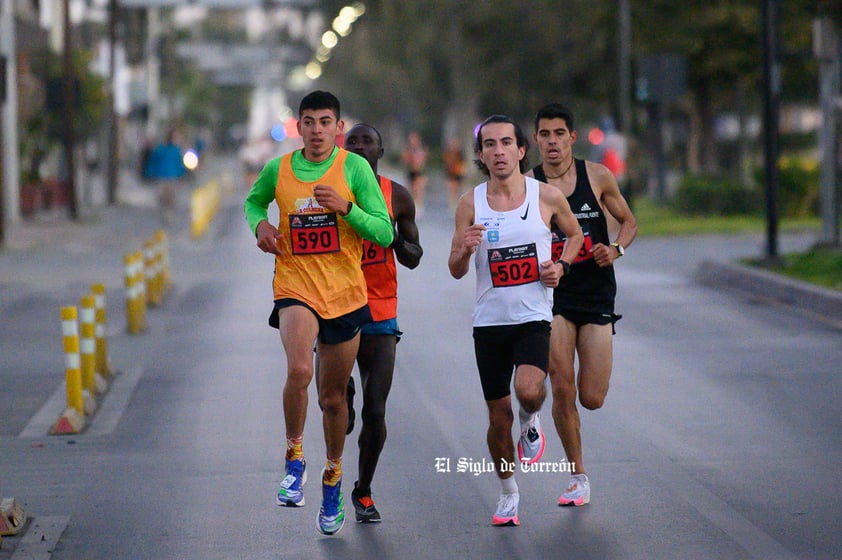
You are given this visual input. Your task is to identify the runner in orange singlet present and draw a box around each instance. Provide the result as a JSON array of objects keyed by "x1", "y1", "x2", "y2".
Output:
[{"x1": 343, "y1": 123, "x2": 422, "y2": 523}]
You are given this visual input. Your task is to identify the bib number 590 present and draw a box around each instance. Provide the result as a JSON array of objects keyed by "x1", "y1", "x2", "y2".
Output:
[{"x1": 289, "y1": 213, "x2": 340, "y2": 254}]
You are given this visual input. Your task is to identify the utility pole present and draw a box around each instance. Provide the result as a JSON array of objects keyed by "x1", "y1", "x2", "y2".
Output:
[
  {"x1": 761, "y1": 0, "x2": 780, "y2": 261},
  {"x1": 618, "y1": 0, "x2": 632, "y2": 134},
  {"x1": 1, "y1": 0, "x2": 20, "y2": 244},
  {"x1": 814, "y1": 17, "x2": 841, "y2": 248},
  {"x1": 62, "y1": 0, "x2": 78, "y2": 219},
  {"x1": 107, "y1": 0, "x2": 119, "y2": 205}
]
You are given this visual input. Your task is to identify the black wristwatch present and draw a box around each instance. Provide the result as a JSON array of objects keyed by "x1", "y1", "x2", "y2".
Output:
[
  {"x1": 610, "y1": 242, "x2": 624, "y2": 258},
  {"x1": 556, "y1": 259, "x2": 571, "y2": 276}
]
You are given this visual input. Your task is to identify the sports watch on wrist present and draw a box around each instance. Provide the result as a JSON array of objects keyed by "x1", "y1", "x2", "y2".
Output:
[
  {"x1": 556, "y1": 259, "x2": 571, "y2": 276},
  {"x1": 610, "y1": 242, "x2": 624, "y2": 258}
]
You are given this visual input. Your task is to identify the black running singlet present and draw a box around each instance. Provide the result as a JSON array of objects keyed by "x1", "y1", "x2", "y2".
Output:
[{"x1": 534, "y1": 159, "x2": 617, "y2": 315}]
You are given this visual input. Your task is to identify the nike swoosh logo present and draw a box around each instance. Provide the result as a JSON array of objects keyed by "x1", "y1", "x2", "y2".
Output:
[{"x1": 520, "y1": 203, "x2": 529, "y2": 220}]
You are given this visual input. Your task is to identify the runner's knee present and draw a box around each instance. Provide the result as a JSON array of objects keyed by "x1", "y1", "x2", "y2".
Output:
[
  {"x1": 360, "y1": 400, "x2": 387, "y2": 424},
  {"x1": 319, "y1": 389, "x2": 346, "y2": 412},
  {"x1": 516, "y1": 386, "x2": 545, "y2": 413},
  {"x1": 579, "y1": 391, "x2": 605, "y2": 410}
]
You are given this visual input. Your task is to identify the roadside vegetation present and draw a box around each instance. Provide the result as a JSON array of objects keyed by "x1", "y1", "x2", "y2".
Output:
[{"x1": 632, "y1": 180, "x2": 841, "y2": 292}]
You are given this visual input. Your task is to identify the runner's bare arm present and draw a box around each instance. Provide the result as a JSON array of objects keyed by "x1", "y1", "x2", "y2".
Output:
[
  {"x1": 543, "y1": 185, "x2": 582, "y2": 271},
  {"x1": 448, "y1": 193, "x2": 483, "y2": 280},
  {"x1": 390, "y1": 180, "x2": 423, "y2": 269}
]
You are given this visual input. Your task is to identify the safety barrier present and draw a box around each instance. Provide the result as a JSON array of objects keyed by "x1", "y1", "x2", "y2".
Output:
[
  {"x1": 51, "y1": 230, "x2": 172, "y2": 435},
  {"x1": 0, "y1": 497, "x2": 27, "y2": 538},
  {"x1": 124, "y1": 251, "x2": 146, "y2": 334},
  {"x1": 51, "y1": 280, "x2": 122, "y2": 435},
  {"x1": 155, "y1": 230, "x2": 171, "y2": 291},
  {"x1": 51, "y1": 306, "x2": 86, "y2": 434},
  {"x1": 78, "y1": 295, "x2": 101, "y2": 414},
  {"x1": 190, "y1": 178, "x2": 220, "y2": 239},
  {"x1": 148, "y1": 230, "x2": 171, "y2": 306},
  {"x1": 124, "y1": 229, "x2": 172, "y2": 334},
  {"x1": 91, "y1": 282, "x2": 111, "y2": 376},
  {"x1": 144, "y1": 238, "x2": 162, "y2": 307}
]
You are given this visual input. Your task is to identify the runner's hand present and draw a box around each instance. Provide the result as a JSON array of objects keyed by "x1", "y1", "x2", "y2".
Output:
[
  {"x1": 256, "y1": 221, "x2": 283, "y2": 256},
  {"x1": 592, "y1": 243, "x2": 616, "y2": 267},
  {"x1": 313, "y1": 184, "x2": 349, "y2": 215},
  {"x1": 539, "y1": 259, "x2": 562, "y2": 288},
  {"x1": 462, "y1": 224, "x2": 486, "y2": 256}
]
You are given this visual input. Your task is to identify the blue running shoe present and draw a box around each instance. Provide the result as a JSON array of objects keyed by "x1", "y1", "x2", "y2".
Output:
[
  {"x1": 316, "y1": 470, "x2": 345, "y2": 535},
  {"x1": 276, "y1": 458, "x2": 306, "y2": 507}
]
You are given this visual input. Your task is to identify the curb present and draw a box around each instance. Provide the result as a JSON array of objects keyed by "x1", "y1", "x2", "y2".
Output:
[{"x1": 696, "y1": 260, "x2": 842, "y2": 328}]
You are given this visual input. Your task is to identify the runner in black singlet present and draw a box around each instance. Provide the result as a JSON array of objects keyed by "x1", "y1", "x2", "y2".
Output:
[{"x1": 527, "y1": 103, "x2": 638, "y2": 507}]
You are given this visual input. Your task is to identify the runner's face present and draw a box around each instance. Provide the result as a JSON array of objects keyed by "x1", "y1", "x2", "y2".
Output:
[
  {"x1": 344, "y1": 126, "x2": 382, "y2": 169},
  {"x1": 298, "y1": 109, "x2": 343, "y2": 162},
  {"x1": 478, "y1": 122, "x2": 524, "y2": 179},
  {"x1": 534, "y1": 118, "x2": 576, "y2": 165}
]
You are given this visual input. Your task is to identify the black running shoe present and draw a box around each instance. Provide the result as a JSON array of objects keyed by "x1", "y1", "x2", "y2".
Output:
[
  {"x1": 351, "y1": 481, "x2": 381, "y2": 523},
  {"x1": 346, "y1": 376, "x2": 356, "y2": 435}
]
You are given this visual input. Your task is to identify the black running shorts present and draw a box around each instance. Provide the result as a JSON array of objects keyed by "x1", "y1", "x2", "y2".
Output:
[
  {"x1": 472, "y1": 321, "x2": 551, "y2": 401},
  {"x1": 269, "y1": 299, "x2": 372, "y2": 344}
]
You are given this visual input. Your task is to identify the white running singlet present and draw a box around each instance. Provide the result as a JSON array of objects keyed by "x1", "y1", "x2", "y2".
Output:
[{"x1": 472, "y1": 177, "x2": 553, "y2": 327}]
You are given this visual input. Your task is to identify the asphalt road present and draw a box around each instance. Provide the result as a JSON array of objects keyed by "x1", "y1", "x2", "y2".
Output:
[{"x1": 0, "y1": 159, "x2": 839, "y2": 559}]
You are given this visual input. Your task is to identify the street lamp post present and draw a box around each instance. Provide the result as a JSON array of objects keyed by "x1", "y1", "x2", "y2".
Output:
[
  {"x1": 618, "y1": 0, "x2": 632, "y2": 134},
  {"x1": 107, "y1": 0, "x2": 119, "y2": 205},
  {"x1": 761, "y1": 0, "x2": 780, "y2": 261},
  {"x1": 62, "y1": 0, "x2": 78, "y2": 219}
]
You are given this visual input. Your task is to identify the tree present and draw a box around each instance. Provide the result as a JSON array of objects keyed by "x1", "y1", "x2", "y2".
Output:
[{"x1": 317, "y1": 0, "x2": 822, "y2": 183}]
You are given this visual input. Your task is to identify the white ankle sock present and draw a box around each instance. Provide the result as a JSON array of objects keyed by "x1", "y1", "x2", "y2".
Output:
[{"x1": 500, "y1": 476, "x2": 519, "y2": 495}]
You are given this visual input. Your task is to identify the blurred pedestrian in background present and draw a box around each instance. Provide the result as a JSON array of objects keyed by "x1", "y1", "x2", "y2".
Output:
[
  {"x1": 402, "y1": 131, "x2": 428, "y2": 219},
  {"x1": 442, "y1": 136, "x2": 466, "y2": 209},
  {"x1": 144, "y1": 128, "x2": 187, "y2": 225}
]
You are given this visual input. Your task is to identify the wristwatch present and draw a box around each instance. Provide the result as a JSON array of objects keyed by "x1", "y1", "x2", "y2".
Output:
[
  {"x1": 610, "y1": 242, "x2": 624, "y2": 258},
  {"x1": 556, "y1": 259, "x2": 571, "y2": 276}
]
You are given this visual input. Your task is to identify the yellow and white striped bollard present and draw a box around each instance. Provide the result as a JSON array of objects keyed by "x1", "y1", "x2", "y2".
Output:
[
  {"x1": 144, "y1": 238, "x2": 162, "y2": 307},
  {"x1": 155, "y1": 229, "x2": 171, "y2": 292},
  {"x1": 79, "y1": 295, "x2": 96, "y2": 394},
  {"x1": 90, "y1": 283, "x2": 110, "y2": 376},
  {"x1": 134, "y1": 251, "x2": 148, "y2": 328},
  {"x1": 124, "y1": 253, "x2": 146, "y2": 334},
  {"x1": 60, "y1": 306, "x2": 84, "y2": 415},
  {"x1": 80, "y1": 293, "x2": 107, "y2": 396}
]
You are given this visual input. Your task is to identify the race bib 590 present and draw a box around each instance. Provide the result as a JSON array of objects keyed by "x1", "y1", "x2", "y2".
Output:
[{"x1": 289, "y1": 213, "x2": 340, "y2": 254}]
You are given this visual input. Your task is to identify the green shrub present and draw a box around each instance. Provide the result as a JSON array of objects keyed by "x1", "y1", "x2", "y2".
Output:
[
  {"x1": 754, "y1": 157, "x2": 820, "y2": 218},
  {"x1": 671, "y1": 174, "x2": 761, "y2": 216}
]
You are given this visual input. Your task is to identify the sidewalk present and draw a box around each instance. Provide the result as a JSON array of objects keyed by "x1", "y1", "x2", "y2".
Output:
[
  {"x1": 1, "y1": 149, "x2": 241, "y2": 253},
  {"x1": 2, "y1": 167, "x2": 160, "y2": 254}
]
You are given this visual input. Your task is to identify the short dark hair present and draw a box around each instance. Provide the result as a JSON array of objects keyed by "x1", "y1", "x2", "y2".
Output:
[
  {"x1": 534, "y1": 103, "x2": 575, "y2": 132},
  {"x1": 348, "y1": 122, "x2": 383, "y2": 148},
  {"x1": 474, "y1": 114, "x2": 530, "y2": 175},
  {"x1": 299, "y1": 90, "x2": 341, "y2": 119}
]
